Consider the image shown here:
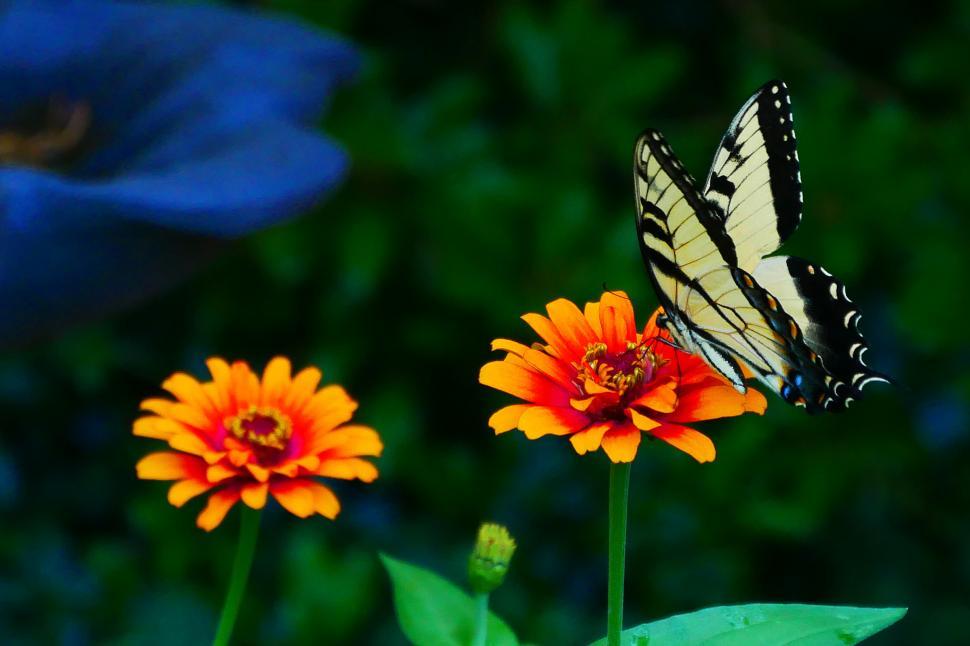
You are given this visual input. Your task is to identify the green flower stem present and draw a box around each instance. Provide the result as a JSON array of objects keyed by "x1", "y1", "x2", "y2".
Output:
[
  {"x1": 212, "y1": 508, "x2": 261, "y2": 646},
  {"x1": 607, "y1": 461, "x2": 631, "y2": 646},
  {"x1": 472, "y1": 591, "x2": 489, "y2": 646}
]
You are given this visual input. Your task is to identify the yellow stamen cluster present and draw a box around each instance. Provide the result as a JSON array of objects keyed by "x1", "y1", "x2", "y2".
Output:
[
  {"x1": 577, "y1": 341, "x2": 658, "y2": 396},
  {"x1": 226, "y1": 406, "x2": 292, "y2": 450}
]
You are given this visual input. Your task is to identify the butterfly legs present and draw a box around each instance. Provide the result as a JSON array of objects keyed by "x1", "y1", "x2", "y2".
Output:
[{"x1": 645, "y1": 314, "x2": 687, "y2": 384}]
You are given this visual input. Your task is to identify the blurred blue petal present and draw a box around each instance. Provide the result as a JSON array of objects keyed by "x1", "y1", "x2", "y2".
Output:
[
  {"x1": 0, "y1": 0, "x2": 359, "y2": 344},
  {"x1": 917, "y1": 393, "x2": 968, "y2": 451}
]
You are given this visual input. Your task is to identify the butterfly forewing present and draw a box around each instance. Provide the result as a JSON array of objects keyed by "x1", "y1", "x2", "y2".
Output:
[
  {"x1": 704, "y1": 80, "x2": 803, "y2": 273},
  {"x1": 634, "y1": 129, "x2": 736, "y2": 312}
]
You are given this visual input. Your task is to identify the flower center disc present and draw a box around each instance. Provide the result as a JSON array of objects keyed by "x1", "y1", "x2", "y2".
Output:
[
  {"x1": 227, "y1": 406, "x2": 292, "y2": 452},
  {"x1": 578, "y1": 341, "x2": 658, "y2": 397}
]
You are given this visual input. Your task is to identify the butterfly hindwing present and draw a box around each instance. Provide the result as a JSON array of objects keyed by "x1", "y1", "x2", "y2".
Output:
[
  {"x1": 752, "y1": 256, "x2": 891, "y2": 408},
  {"x1": 704, "y1": 80, "x2": 803, "y2": 272},
  {"x1": 729, "y1": 265, "x2": 840, "y2": 412},
  {"x1": 680, "y1": 264, "x2": 821, "y2": 408}
]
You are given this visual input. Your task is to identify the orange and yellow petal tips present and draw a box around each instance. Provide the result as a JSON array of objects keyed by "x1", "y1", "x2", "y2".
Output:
[
  {"x1": 479, "y1": 292, "x2": 767, "y2": 464},
  {"x1": 134, "y1": 357, "x2": 382, "y2": 531}
]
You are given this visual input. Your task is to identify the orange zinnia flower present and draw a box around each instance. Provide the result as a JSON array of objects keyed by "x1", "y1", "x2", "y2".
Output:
[
  {"x1": 134, "y1": 357, "x2": 382, "y2": 531},
  {"x1": 479, "y1": 292, "x2": 767, "y2": 463}
]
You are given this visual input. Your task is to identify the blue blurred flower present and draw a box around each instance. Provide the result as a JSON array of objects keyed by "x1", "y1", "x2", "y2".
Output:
[{"x1": 0, "y1": 0, "x2": 358, "y2": 344}]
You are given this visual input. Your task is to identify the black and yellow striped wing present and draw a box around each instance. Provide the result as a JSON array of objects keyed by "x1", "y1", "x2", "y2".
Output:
[
  {"x1": 633, "y1": 128, "x2": 736, "y2": 312},
  {"x1": 703, "y1": 80, "x2": 803, "y2": 273}
]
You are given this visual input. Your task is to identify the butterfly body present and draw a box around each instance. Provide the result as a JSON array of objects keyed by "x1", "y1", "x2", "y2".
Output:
[{"x1": 633, "y1": 80, "x2": 889, "y2": 413}]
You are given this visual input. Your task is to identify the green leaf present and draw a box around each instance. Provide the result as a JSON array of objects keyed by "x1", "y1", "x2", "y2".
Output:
[
  {"x1": 589, "y1": 604, "x2": 906, "y2": 645},
  {"x1": 380, "y1": 553, "x2": 519, "y2": 646}
]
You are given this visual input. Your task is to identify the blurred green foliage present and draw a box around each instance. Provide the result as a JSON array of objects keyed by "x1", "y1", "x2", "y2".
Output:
[{"x1": 2, "y1": 0, "x2": 970, "y2": 644}]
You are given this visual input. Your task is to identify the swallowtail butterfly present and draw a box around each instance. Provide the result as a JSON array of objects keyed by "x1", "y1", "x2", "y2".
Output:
[{"x1": 633, "y1": 80, "x2": 889, "y2": 413}]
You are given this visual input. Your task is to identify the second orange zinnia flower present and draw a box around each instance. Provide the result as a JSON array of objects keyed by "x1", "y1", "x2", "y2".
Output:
[
  {"x1": 135, "y1": 357, "x2": 382, "y2": 530},
  {"x1": 479, "y1": 292, "x2": 767, "y2": 463}
]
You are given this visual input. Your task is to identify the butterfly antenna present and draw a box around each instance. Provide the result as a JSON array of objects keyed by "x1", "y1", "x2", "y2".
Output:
[{"x1": 653, "y1": 334, "x2": 683, "y2": 352}]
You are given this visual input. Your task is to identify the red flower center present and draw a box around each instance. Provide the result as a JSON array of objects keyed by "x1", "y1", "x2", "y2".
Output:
[
  {"x1": 226, "y1": 406, "x2": 293, "y2": 453},
  {"x1": 576, "y1": 341, "x2": 661, "y2": 397}
]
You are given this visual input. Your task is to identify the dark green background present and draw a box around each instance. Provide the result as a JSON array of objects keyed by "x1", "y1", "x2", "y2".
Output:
[{"x1": 2, "y1": 1, "x2": 968, "y2": 644}]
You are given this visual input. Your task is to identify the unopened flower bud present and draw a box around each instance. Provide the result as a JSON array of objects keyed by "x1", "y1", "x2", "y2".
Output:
[{"x1": 468, "y1": 523, "x2": 516, "y2": 594}]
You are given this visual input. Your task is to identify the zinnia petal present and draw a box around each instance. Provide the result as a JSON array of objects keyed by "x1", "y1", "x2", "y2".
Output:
[
  {"x1": 162, "y1": 402, "x2": 212, "y2": 432},
  {"x1": 261, "y1": 356, "x2": 292, "y2": 406},
  {"x1": 479, "y1": 360, "x2": 570, "y2": 405},
  {"x1": 641, "y1": 307, "x2": 663, "y2": 341},
  {"x1": 133, "y1": 416, "x2": 181, "y2": 440},
  {"x1": 140, "y1": 398, "x2": 175, "y2": 416},
  {"x1": 520, "y1": 347, "x2": 579, "y2": 394},
  {"x1": 169, "y1": 431, "x2": 212, "y2": 457},
  {"x1": 206, "y1": 464, "x2": 238, "y2": 484},
  {"x1": 308, "y1": 482, "x2": 341, "y2": 519},
  {"x1": 517, "y1": 406, "x2": 589, "y2": 439},
  {"x1": 246, "y1": 463, "x2": 270, "y2": 483},
  {"x1": 206, "y1": 357, "x2": 233, "y2": 408},
  {"x1": 546, "y1": 298, "x2": 598, "y2": 359},
  {"x1": 569, "y1": 422, "x2": 613, "y2": 455},
  {"x1": 230, "y1": 361, "x2": 261, "y2": 409},
  {"x1": 599, "y1": 291, "x2": 636, "y2": 351},
  {"x1": 569, "y1": 395, "x2": 598, "y2": 412},
  {"x1": 196, "y1": 487, "x2": 241, "y2": 531},
  {"x1": 600, "y1": 424, "x2": 641, "y2": 463},
  {"x1": 744, "y1": 388, "x2": 769, "y2": 414},
  {"x1": 136, "y1": 452, "x2": 202, "y2": 480},
  {"x1": 271, "y1": 479, "x2": 316, "y2": 518},
  {"x1": 284, "y1": 366, "x2": 322, "y2": 410},
  {"x1": 651, "y1": 424, "x2": 716, "y2": 463},
  {"x1": 521, "y1": 312, "x2": 569, "y2": 359},
  {"x1": 491, "y1": 338, "x2": 531, "y2": 357},
  {"x1": 162, "y1": 373, "x2": 211, "y2": 413},
  {"x1": 629, "y1": 379, "x2": 678, "y2": 413},
  {"x1": 629, "y1": 408, "x2": 661, "y2": 431},
  {"x1": 241, "y1": 482, "x2": 269, "y2": 509},
  {"x1": 309, "y1": 425, "x2": 383, "y2": 457},
  {"x1": 315, "y1": 458, "x2": 379, "y2": 482},
  {"x1": 583, "y1": 301, "x2": 602, "y2": 337},
  {"x1": 674, "y1": 355, "x2": 726, "y2": 387},
  {"x1": 488, "y1": 404, "x2": 530, "y2": 434},
  {"x1": 305, "y1": 385, "x2": 358, "y2": 434},
  {"x1": 667, "y1": 383, "x2": 768, "y2": 423},
  {"x1": 168, "y1": 478, "x2": 212, "y2": 507}
]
